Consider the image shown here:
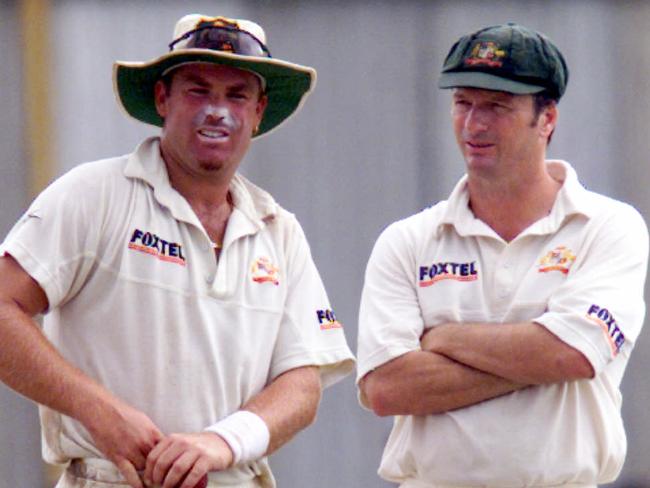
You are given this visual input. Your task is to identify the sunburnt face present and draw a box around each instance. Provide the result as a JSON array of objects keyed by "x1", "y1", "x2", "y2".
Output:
[{"x1": 154, "y1": 63, "x2": 267, "y2": 181}]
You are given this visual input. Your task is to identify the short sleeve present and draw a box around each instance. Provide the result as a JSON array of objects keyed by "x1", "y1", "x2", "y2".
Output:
[
  {"x1": 534, "y1": 203, "x2": 648, "y2": 374},
  {"x1": 356, "y1": 222, "x2": 425, "y2": 382},
  {"x1": 0, "y1": 165, "x2": 104, "y2": 310},
  {"x1": 269, "y1": 217, "x2": 354, "y2": 389}
]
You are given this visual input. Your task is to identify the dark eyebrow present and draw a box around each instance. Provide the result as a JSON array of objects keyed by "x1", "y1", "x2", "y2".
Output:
[
  {"x1": 228, "y1": 82, "x2": 256, "y2": 93},
  {"x1": 177, "y1": 72, "x2": 256, "y2": 92},
  {"x1": 489, "y1": 93, "x2": 516, "y2": 103},
  {"x1": 178, "y1": 72, "x2": 211, "y2": 87}
]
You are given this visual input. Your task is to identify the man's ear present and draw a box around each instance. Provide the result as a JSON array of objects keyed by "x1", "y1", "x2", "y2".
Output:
[
  {"x1": 256, "y1": 94, "x2": 269, "y2": 123},
  {"x1": 540, "y1": 103, "x2": 558, "y2": 139},
  {"x1": 153, "y1": 80, "x2": 168, "y2": 118}
]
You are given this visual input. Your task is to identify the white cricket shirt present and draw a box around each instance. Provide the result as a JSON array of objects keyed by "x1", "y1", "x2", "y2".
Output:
[
  {"x1": 1, "y1": 137, "x2": 355, "y2": 485},
  {"x1": 357, "y1": 161, "x2": 648, "y2": 487}
]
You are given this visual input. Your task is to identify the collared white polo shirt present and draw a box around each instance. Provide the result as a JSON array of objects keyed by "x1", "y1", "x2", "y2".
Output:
[
  {"x1": 1, "y1": 137, "x2": 354, "y2": 485},
  {"x1": 357, "y1": 161, "x2": 648, "y2": 487}
]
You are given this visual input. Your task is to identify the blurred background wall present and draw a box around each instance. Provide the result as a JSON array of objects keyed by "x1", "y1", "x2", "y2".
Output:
[
  {"x1": 0, "y1": 1, "x2": 43, "y2": 487},
  {"x1": 1, "y1": 0, "x2": 650, "y2": 487}
]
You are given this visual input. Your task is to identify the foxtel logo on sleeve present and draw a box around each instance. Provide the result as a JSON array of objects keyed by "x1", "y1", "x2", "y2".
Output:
[
  {"x1": 128, "y1": 228, "x2": 186, "y2": 266},
  {"x1": 586, "y1": 304, "x2": 625, "y2": 356},
  {"x1": 317, "y1": 309, "x2": 342, "y2": 331}
]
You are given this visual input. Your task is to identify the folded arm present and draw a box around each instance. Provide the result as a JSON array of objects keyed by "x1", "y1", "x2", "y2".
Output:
[
  {"x1": 421, "y1": 321, "x2": 594, "y2": 384},
  {"x1": 361, "y1": 319, "x2": 593, "y2": 417},
  {"x1": 360, "y1": 349, "x2": 525, "y2": 417}
]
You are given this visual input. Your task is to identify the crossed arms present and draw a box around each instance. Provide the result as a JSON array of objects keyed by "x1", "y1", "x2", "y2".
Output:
[
  {"x1": 356, "y1": 212, "x2": 647, "y2": 419},
  {"x1": 359, "y1": 321, "x2": 594, "y2": 417},
  {"x1": 0, "y1": 255, "x2": 321, "y2": 488}
]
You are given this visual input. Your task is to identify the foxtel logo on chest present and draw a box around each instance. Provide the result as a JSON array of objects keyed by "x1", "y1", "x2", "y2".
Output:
[
  {"x1": 128, "y1": 228, "x2": 186, "y2": 266},
  {"x1": 418, "y1": 261, "x2": 478, "y2": 287}
]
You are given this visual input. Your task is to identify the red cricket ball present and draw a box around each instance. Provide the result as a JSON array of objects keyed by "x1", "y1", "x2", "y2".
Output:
[{"x1": 192, "y1": 475, "x2": 208, "y2": 488}]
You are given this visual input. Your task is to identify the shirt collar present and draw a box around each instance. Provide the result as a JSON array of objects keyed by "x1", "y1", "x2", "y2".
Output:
[
  {"x1": 546, "y1": 160, "x2": 595, "y2": 219},
  {"x1": 123, "y1": 137, "x2": 278, "y2": 234},
  {"x1": 438, "y1": 160, "x2": 594, "y2": 238}
]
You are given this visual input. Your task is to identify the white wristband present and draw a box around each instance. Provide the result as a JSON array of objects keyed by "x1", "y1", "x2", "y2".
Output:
[{"x1": 205, "y1": 410, "x2": 270, "y2": 465}]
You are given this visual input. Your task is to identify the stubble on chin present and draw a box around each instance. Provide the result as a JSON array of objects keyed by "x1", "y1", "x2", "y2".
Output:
[{"x1": 198, "y1": 160, "x2": 224, "y2": 172}]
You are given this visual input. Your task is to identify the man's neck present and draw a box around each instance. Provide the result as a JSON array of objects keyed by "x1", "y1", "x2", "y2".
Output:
[
  {"x1": 170, "y1": 171, "x2": 231, "y2": 213},
  {"x1": 160, "y1": 146, "x2": 235, "y2": 246},
  {"x1": 467, "y1": 162, "x2": 562, "y2": 242},
  {"x1": 159, "y1": 144, "x2": 233, "y2": 210}
]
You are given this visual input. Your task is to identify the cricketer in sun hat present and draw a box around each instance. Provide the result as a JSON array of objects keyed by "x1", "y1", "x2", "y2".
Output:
[
  {"x1": 113, "y1": 13, "x2": 316, "y2": 138},
  {"x1": 438, "y1": 22, "x2": 569, "y2": 101}
]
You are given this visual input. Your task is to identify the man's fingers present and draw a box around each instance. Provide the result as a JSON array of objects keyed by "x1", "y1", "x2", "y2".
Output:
[
  {"x1": 161, "y1": 450, "x2": 198, "y2": 488},
  {"x1": 144, "y1": 436, "x2": 170, "y2": 485},
  {"x1": 151, "y1": 442, "x2": 184, "y2": 485},
  {"x1": 115, "y1": 458, "x2": 144, "y2": 488},
  {"x1": 177, "y1": 471, "x2": 209, "y2": 488},
  {"x1": 142, "y1": 426, "x2": 165, "y2": 455},
  {"x1": 168, "y1": 453, "x2": 207, "y2": 488}
]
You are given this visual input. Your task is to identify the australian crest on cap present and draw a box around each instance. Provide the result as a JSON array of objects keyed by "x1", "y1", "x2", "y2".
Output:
[
  {"x1": 195, "y1": 16, "x2": 241, "y2": 54},
  {"x1": 465, "y1": 41, "x2": 506, "y2": 68},
  {"x1": 197, "y1": 16, "x2": 240, "y2": 29}
]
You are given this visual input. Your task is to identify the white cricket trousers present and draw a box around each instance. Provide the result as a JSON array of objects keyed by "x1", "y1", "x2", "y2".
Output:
[{"x1": 56, "y1": 458, "x2": 267, "y2": 488}]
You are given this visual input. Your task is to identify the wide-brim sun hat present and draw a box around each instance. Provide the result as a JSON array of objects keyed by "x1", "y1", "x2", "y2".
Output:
[{"x1": 113, "y1": 14, "x2": 316, "y2": 138}]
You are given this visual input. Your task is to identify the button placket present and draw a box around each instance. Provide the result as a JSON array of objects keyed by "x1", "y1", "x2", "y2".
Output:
[
  {"x1": 495, "y1": 246, "x2": 516, "y2": 300},
  {"x1": 210, "y1": 251, "x2": 230, "y2": 296},
  {"x1": 208, "y1": 233, "x2": 239, "y2": 298},
  {"x1": 196, "y1": 234, "x2": 217, "y2": 285}
]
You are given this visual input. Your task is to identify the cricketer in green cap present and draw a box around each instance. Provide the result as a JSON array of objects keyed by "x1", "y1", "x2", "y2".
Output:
[
  {"x1": 438, "y1": 22, "x2": 569, "y2": 100},
  {"x1": 358, "y1": 19, "x2": 647, "y2": 488}
]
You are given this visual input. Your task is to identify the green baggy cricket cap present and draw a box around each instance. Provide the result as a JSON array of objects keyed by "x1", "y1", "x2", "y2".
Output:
[{"x1": 438, "y1": 23, "x2": 568, "y2": 100}]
